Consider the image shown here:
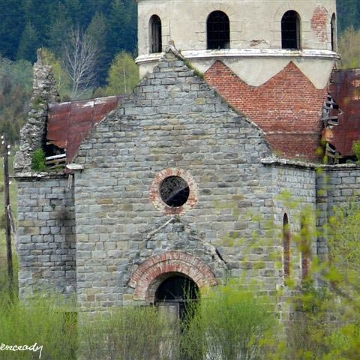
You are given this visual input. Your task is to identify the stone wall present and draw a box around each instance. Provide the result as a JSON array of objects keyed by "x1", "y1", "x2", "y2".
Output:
[
  {"x1": 14, "y1": 49, "x2": 60, "y2": 172},
  {"x1": 16, "y1": 175, "x2": 76, "y2": 299},
  {"x1": 72, "y1": 48, "x2": 277, "y2": 308},
  {"x1": 264, "y1": 159, "x2": 318, "y2": 282}
]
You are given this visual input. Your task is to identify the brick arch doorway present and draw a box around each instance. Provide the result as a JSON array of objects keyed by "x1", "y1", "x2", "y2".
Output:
[{"x1": 155, "y1": 273, "x2": 199, "y2": 321}]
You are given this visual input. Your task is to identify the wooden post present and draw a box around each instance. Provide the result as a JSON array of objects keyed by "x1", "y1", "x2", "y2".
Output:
[{"x1": 2, "y1": 136, "x2": 13, "y2": 292}]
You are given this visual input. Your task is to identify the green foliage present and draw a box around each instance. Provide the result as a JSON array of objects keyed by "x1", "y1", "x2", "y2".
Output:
[
  {"x1": 31, "y1": 149, "x2": 46, "y2": 172},
  {"x1": 181, "y1": 283, "x2": 277, "y2": 360},
  {"x1": 281, "y1": 200, "x2": 360, "y2": 360},
  {"x1": 352, "y1": 140, "x2": 360, "y2": 163},
  {"x1": 96, "y1": 51, "x2": 139, "y2": 96},
  {"x1": 42, "y1": 48, "x2": 72, "y2": 100}
]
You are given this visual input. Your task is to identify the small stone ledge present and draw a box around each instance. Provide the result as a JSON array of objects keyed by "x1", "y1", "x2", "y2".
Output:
[
  {"x1": 14, "y1": 171, "x2": 68, "y2": 180},
  {"x1": 261, "y1": 156, "x2": 360, "y2": 170}
]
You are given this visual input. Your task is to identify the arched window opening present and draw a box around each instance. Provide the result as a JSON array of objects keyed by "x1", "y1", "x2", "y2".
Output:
[
  {"x1": 281, "y1": 10, "x2": 301, "y2": 49},
  {"x1": 283, "y1": 214, "x2": 291, "y2": 278},
  {"x1": 149, "y1": 15, "x2": 162, "y2": 53},
  {"x1": 300, "y1": 216, "x2": 311, "y2": 280},
  {"x1": 155, "y1": 274, "x2": 199, "y2": 321},
  {"x1": 331, "y1": 13, "x2": 337, "y2": 51},
  {"x1": 207, "y1": 11, "x2": 230, "y2": 50}
]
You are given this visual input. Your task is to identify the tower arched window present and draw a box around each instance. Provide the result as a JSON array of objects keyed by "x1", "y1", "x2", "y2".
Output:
[
  {"x1": 207, "y1": 11, "x2": 230, "y2": 50},
  {"x1": 149, "y1": 15, "x2": 162, "y2": 53},
  {"x1": 281, "y1": 10, "x2": 301, "y2": 49},
  {"x1": 331, "y1": 13, "x2": 337, "y2": 51},
  {"x1": 300, "y1": 216, "x2": 311, "y2": 280},
  {"x1": 283, "y1": 214, "x2": 291, "y2": 278}
]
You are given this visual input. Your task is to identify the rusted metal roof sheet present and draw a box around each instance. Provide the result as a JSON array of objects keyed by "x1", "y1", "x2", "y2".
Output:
[
  {"x1": 329, "y1": 69, "x2": 360, "y2": 157},
  {"x1": 47, "y1": 95, "x2": 125, "y2": 163}
]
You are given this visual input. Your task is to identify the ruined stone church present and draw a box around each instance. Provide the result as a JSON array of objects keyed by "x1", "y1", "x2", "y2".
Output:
[{"x1": 14, "y1": 0, "x2": 360, "y2": 315}]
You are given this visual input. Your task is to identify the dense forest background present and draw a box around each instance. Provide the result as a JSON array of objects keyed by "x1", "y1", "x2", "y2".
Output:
[
  {"x1": 0, "y1": 0, "x2": 359, "y2": 144},
  {"x1": 0, "y1": 0, "x2": 137, "y2": 83}
]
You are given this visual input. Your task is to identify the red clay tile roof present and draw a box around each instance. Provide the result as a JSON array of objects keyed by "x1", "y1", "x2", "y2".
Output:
[
  {"x1": 47, "y1": 95, "x2": 125, "y2": 163},
  {"x1": 329, "y1": 70, "x2": 360, "y2": 157}
]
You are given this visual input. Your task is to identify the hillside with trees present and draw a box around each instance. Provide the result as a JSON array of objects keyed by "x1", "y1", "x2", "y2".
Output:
[
  {"x1": 0, "y1": 0, "x2": 359, "y2": 144},
  {"x1": 0, "y1": 0, "x2": 137, "y2": 86}
]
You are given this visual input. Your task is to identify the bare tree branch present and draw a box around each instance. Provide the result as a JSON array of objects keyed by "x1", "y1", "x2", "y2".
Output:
[{"x1": 62, "y1": 27, "x2": 99, "y2": 99}]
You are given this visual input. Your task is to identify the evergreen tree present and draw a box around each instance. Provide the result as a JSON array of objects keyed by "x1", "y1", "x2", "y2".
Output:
[
  {"x1": 0, "y1": 0, "x2": 25, "y2": 59},
  {"x1": 17, "y1": 22, "x2": 39, "y2": 63},
  {"x1": 337, "y1": 0, "x2": 360, "y2": 33},
  {"x1": 86, "y1": 12, "x2": 109, "y2": 87},
  {"x1": 48, "y1": 3, "x2": 74, "y2": 56}
]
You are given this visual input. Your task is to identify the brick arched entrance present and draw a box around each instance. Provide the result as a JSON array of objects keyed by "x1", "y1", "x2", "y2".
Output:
[{"x1": 129, "y1": 251, "x2": 217, "y2": 301}]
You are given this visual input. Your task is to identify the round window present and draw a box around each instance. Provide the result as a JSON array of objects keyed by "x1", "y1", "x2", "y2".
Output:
[
  {"x1": 160, "y1": 176, "x2": 190, "y2": 207},
  {"x1": 149, "y1": 168, "x2": 197, "y2": 215}
]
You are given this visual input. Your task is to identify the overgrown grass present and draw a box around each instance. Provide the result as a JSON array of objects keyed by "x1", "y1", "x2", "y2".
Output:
[
  {"x1": 0, "y1": 292, "x2": 77, "y2": 359},
  {"x1": 80, "y1": 305, "x2": 181, "y2": 360}
]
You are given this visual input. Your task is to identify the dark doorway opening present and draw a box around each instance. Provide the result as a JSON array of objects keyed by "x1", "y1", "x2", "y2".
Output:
[{"x1": 155, "y1": 274, "x2": 199, "y2": 321}]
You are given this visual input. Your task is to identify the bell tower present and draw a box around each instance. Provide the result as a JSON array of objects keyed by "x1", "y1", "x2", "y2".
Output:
[{"x1": 136, "y1": 0, "x2": 339, "y2": 160}]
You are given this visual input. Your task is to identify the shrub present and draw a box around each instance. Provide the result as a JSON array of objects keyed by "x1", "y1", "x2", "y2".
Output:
[
  {"x1": 181, "y1": 283, "x2": 276, "y2": 360},
  {"x1": 352, "y1": 140, "x2": 360, "y2": 164},
  {"x1": 31, "y1": 148, "x2": 46, "y2": 171}
]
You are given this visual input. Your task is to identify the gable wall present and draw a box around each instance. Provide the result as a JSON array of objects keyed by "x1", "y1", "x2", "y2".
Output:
[{"x1": 72, "y1": 50, "x2": 279, "y2": 308}]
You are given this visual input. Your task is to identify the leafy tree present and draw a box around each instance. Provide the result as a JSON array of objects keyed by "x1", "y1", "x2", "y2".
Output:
[{"x1": 98, "y1": 51, "x2": 139, "y2": 96}]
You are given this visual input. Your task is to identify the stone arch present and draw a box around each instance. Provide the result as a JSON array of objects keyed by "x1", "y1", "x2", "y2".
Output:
[
  {"x1": 274, "y1": 3, "x2": 307, "y2": 23},
  {"x1": 129, "y1": 251, "x2": 217, "y2": 301}
]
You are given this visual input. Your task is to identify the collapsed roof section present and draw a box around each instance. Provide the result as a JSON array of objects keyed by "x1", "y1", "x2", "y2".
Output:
[
  {"x1": 326, "y1": 69, "x2": 360, "y2": 161},
  {"x1": 46, "y1": 96, "x2": 125, "y2": 164}
]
